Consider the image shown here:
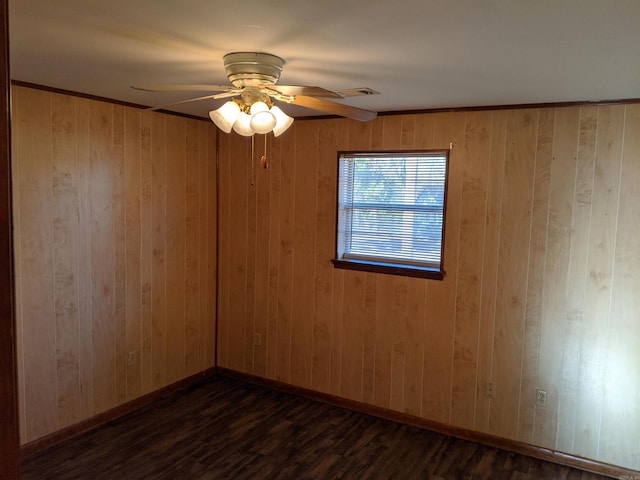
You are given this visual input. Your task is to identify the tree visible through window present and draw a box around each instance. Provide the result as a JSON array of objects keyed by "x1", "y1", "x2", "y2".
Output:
[{"x1": 334, "y1": 150, "x2": 449, "y2": 279}]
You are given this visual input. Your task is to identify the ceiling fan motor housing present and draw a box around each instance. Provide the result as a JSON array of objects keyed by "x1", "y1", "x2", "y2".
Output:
[{"x1": 223, "y1": 52, "x2": 285, "y2": 87}]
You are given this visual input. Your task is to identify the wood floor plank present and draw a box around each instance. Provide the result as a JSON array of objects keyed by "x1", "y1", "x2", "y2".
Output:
[{"x1": 21, "y1": 375, "x2": 615, "y2": 480}]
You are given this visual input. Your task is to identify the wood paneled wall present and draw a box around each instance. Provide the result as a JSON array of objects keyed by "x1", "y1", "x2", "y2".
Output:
[
  {"x1": 11, "y1": 86, "x2": 217, "y2": 444},
  {"x1": 217, "y1": 105, "x2": 640, "y2": 471}
]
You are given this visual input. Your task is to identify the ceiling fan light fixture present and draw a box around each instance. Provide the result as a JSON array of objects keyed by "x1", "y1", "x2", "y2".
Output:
[
  {"x1": 270, "y1": 106, "x2": 294, "y2": 137},
  {"x1": 209, "y1": 100, "x2": 241, "y2": 133},
  {"x1": 207, "y1": 87, "x2": 297, "y2": 136},
  {"x1": 249, "y1": 101, "x2": 277, "y2": 134},
  {"x1": 250, "y1": 111, "x2": 277, "y2": 134},
  {"x1": 249, "y1": 100, "x2": 269, "y2": 114},
  {"x1": 232, "y1": 111, "x2": 254, "y2": 136}
]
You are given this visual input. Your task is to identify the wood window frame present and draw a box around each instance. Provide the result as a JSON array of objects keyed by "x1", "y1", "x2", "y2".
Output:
[{"x1": 332, "y1": 149, "x2": 450, "y2": 280}]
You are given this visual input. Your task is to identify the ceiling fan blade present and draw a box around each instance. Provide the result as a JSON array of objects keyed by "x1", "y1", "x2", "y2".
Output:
[
  {"x1": 290, "y1": 95, "x2": 377, "y2": 122},
  {"x1": 146, "y1": 91, "x2": 237, "y2": 111},
  {"x1": 263, "y1": 85, "x2": 342, "y2": 98},
  {"x1": 132, "y1": 84, "x2": 234, "y2": 92}
]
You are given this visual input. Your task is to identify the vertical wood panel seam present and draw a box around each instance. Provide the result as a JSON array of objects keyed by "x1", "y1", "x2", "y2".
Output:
[
  {"x1": 50, "y1": 95, "x2": 61, "y2": 432},
  {"x1": 72, "y1": 97, "x2": 81, "y2": 413},
  {"x1": 251, "y1": 136, "x2": 262, "y2": 373},
  {"x1": 311, "y1": 131, "x2": 319, "y2": 392},
  {"x1": 149, "y1": 115, "x2": 154, "y2": 385},
  {"x1": 287, "y1": 133, "x2": 297, "y2": 382},
  {"x1": 369, "y1": 123, "x2": 377, "y2": 405},
  {"x1": 137, "y1": 110, "x2": 144, "y2": 394},
  {"x1": 182, "y1": 120, "x2": 187, "y2": 378},
  {"x1": 417, "y1": 115, "x2": 433, "y2": 419},
  {"x1": 448, "y1": 112, "x2": 468, "y2": 424},
  {"x1": 181, "y1": 118, "x2": 186, "y2": 377},
  {"x1": 124, "y1": 110, "x2": 129, "y2": 399},
  {"x1": 209, "y1": 126, "x2": 214, "y2": 367},
  {"x1": 84, "y1": 100, "x2": 94, "y2": 415},
  {"x1": 418, "y1": 281, "x2": 427, "y2": 418},
  {"x1": 358, "y1": 273, "x2": 365, "y2": 403},
  {"x1": 217, "y1": 136, "x2": 224, "y2": 365},
  {"x1": 271, "y1": 137, "x2": 280, "y2": 377},
  {"x1": 559, "y1": 107, "x2": 584, "y2": 452},
  {"x1": 472, "y1": 113, "x2": 491, "y2": 428},
  {"x1": 516, "y1": 109, "x2": 541, "y2": 441},
  {"x1": 559, "y1": 109, "x2": 576, "y2": 450},
  {"x1": 263, "y1": 134, "x2": 270, "y2": 373},
  {"x1": 162, "y1": 116, "x2": 168, "y2": 384},
  {"x1": 486, "y1": 113, "x2": 507, "y2": 428},
  {"x1": 245, "y1": 139, "x2": 251, "y2": 372},
  {"x1": 241, "y1": 138, "x2": 248, "y2": 372},
  {"x1": 309, "y1": 130, "x2": 319, "y2": 390},
  {"x1": 250, "y1": 141, "x2": 256, "y2": 372},
  {"x1": 214, "y1": 127, "x2": 218, "y2": 366},
  {"x1": 51, "y1": 94, "x2": 58, "y2": 429},
  {"x1": 375, "y1": 120, "x2": 385, "y2": 408},
  {"x1": 594, "y1": 106, "x2": 626, "y2": 459},
  {"x1": 11, "y1": 92, "x2": 19, "y2": 436},
  {"x1": 112, "y1": 104, "x2": 118, "y2": 404},
  {"x1": 14, "y1": 92, "x2": 26, "y2": 439},
  {"x1": 572, "y1": 107, "x2": 598, "y2": 455},
  {"x1": 197, "y1": 124, "x2": 203, "y2": 369},
  {"x1": 136, "y1": 111, "x2": 142, "y2": 394},
  {"x1": 581, "y1": 107, "x2": 601, "y2": 456}
]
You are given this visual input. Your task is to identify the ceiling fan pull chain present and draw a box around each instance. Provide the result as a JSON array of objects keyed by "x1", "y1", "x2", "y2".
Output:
[
  {"x1": 250, "y1": 135, "x2": 255, "y2": 187},
  {"x1": 261, "y1": 134, "x2": 269, "y2": 170}
]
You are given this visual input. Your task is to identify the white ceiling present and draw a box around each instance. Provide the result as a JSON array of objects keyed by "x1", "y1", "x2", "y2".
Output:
[{"x1": 8, "y1": 0, "x2": 640, "y2": 120}]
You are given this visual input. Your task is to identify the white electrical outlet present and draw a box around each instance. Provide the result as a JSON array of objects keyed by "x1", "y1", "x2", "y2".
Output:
[{"x1": 536, "y1": 389, "x2": 547, "y2": 407}]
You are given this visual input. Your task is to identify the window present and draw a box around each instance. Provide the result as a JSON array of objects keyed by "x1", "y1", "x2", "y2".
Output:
[{"x1": 333, "y1": 150, "x2": 449, "y2": 279}]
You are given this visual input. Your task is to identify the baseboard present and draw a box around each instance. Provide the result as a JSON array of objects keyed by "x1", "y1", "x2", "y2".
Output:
[
  {"x1": 219, "y1": 368, "x2": 640, "y2": 480},
  {"x1": 20, "y1": 367, "x2": 219, "y2": 458}
]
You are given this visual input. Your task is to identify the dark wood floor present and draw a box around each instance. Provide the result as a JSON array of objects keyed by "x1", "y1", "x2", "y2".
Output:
[{"x1": 22, "y1": 375, "x2": 613, "y2": 480}]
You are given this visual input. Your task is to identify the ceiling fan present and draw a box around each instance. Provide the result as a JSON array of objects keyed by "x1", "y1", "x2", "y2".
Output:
[{"x1": 132, "y1": 52, "x2": 379, "y2": 136}]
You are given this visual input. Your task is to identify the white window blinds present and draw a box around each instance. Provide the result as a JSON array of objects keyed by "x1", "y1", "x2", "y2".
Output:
[{"x1": 337, "y1": 151, "x2": 448, "y2": 269}]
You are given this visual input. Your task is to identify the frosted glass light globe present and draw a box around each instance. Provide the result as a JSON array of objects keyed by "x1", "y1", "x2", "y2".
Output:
[
  {"x1": 249, "y1": 101, "x2": 276, "y2": 134},
  {"x1": 232, "y1": 111, "x2": 254, "y2": 136},
  {"x1": 209, "y1": 101, "x2": 240, "y2": 133}
]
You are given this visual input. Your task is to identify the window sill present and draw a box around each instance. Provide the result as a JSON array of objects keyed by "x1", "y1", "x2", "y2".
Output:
[{"x1": 331, "y1": 259, "x2": 445, "y2": 280}]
